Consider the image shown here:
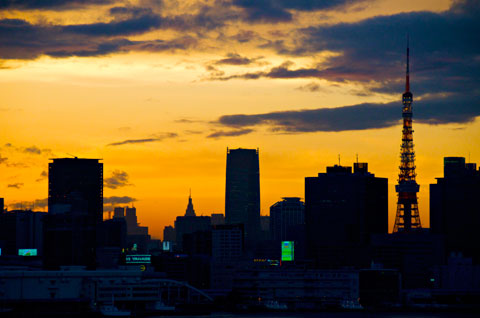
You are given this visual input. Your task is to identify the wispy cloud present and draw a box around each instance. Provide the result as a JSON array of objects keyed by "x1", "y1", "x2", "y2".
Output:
[
  {"x1": 36, "y1": 170, "x2": 48, "y2": 182},
  {"x1": 207, "y1": 129, "x2": 254, "y2": 138},
  {"x1": 23, "y1": 146, "x2": 42, "y2": 155},
  {"x1": 7, "y1": 183, "x2": 23, "y2": 189},
  {"x1": 108, "y1": 132, "x2": 178, "y2": 146},
  {"x1": 214, "y1": 53, "x2": 262, "y2": 66},
  {"x1": 104, "y1": 170, "x2": 132, "y2": 189},
  {"x1": 8, "y1": 198, "x2": 48, "y2": 210},
  {"x1": 103, "y1": 195, "x2": 137, "y2": 212}
]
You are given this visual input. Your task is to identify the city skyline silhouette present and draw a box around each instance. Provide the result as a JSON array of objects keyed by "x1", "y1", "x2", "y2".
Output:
[{"x1": 1, "y1": 0, "x2": 479, "y2": 240}]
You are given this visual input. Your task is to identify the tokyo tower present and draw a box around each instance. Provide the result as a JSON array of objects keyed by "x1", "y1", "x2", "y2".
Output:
[{"x1": 393, "y1": 39, "x2": 422, "y2": 232}]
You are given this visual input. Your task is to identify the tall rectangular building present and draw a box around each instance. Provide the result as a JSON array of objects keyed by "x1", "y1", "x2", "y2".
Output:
[
  {"x1": 305, "y1": 163, "x2": 388, "y2": 268},
  {"x1": 430, "y1": 157, "x2": 480, "y2": 263},
  {"x1": 48, "y1": 158, "x2": 103, "y2": 223},
  {"x1": 225, "y1": 148, "x2": 260, "y2": 250},
  {"x1": 45, "y1": 158, "x2": 103, "y2": 269}
]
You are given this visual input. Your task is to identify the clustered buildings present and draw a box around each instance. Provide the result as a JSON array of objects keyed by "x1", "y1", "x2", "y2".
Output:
[
  {"x1": 1, "y1": 48, "x2": 480, "y2": 312},
  {"x1": 2, "y1": 151, "x2": 479, "y2": 311}
]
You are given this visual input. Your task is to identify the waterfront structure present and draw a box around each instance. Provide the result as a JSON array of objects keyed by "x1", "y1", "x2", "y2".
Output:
[
  {"x1": 305, "y1": 162, "x2": 388, "y2": 268},
  {"x1": 233, "y1": 268, "x2": 360, "y2": 308},
  {"x1": 0, "y1": 269, "x2": 212, "y2": 313},
  {"x1": 225, "y1": 148, "x2": 260, "y2": 250},
  {"x1": 270, "y1": 197, "x2": 304, "y2": 242},
  {"x1": 393, "y1": 42, "x2": 422, "y2": 232},
  {"x1": 430, "y1": 157, "x2": 480, "y2": 262}
]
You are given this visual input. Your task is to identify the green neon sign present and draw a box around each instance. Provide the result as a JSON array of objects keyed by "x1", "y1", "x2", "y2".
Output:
[{"x1": 281, "y1": 241, "x2": 294, "y2": 261}]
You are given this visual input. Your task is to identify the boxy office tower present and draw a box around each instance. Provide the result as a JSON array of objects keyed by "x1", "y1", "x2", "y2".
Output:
[
  {"x1": 225, "y1": 148, "x2": 260, "y2": 251},
  {"x1": 305, "y1": 163, "x2": 388, "y2": 268},
  {"x1": 44, "y1": 158, "x2": 103, "y2": 268},
  {"x1": 430, "y1": 157, "x2": 480, "y2": 263}
]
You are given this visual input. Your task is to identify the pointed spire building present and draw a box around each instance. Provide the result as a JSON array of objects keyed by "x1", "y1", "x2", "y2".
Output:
[{"x1": 185, "y1": 191, "x2": 196, "y2": 217}]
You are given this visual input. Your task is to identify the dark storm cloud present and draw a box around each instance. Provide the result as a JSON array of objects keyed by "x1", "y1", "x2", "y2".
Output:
[
  {"x1": 233, "y1": 0, "x2": 366, "y2": 23},
  {"x1": 64, "y1": 17, "x2": 159, "y2": 37},
  {"x1": 210, "y1": 0, "x2": 480, "y2": 102},
  {"x1": 216, "y1": 94, "x2": 480, "y2": 132},
  {"x1": 104, "y1": 170, "x2": 131, "y2": 189},
  {"x1": 276, "y1": 0, "x2": 479, "y2": 96},
  {"x1": 207, "y1": 128, "x2": 254, "y2": 138},
  {"x1": 0, "y1": 5, "x2": 208, "y2": 60},
  {"x1": 108, "y1": 132, "x2": 178, "y2": 146},
  {"x1": 0, "y1": 0, "x2": 113, "y2": 10},
  {"x1": 0, "y1": 17, "x2": 198, "y2": 59}
]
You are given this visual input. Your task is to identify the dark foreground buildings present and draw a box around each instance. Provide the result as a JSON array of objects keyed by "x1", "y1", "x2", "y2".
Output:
[
  {"x1": 175, "y1": 195, "x2": 211, "y2": 251},
  {"x1": 270, "y1": 197, "x2": 304, "y2": 242},
  {"x1": 225, "y1": 148, "x2": 260, "y2": 251},
  {"x1": 305, "y1": 162, "x2": 388, "y2": 268},
  {"x1": 44, "y1": 158, "x2": 103, "y2": 269},
  {"x1": 430, "y1": 157, "x2": 480, "y2": 263}
]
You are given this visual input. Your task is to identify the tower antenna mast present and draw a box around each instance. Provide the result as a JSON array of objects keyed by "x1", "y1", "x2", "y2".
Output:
[{"x1": 393, "y1": 36, "x2": 422, "y2": 232}]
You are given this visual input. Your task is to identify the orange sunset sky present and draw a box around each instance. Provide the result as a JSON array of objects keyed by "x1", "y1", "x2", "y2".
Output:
[{"x1": 1, "y1": 0, "x2": 479, "y2": 239}]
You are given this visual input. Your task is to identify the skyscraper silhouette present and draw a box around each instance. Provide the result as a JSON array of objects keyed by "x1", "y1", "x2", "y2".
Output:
[
  {"x1": 225, "y1": 148, "x2": 260, "y2": 250},
  {"x1": 44, "y1": 158, "x2": 103, "y2": 268},
  {"x1": 430, "y1": 157, "x2": 480, "y2": 263},
  {"x1": 305, "y1": 163, "x2": 388, "y2": 268},
  {"x1": 48, "y1": 158, "x2": 103, "y2": 223},
  {"x1": 393, "y1": 39, "x2": 422, "y2": 232}
]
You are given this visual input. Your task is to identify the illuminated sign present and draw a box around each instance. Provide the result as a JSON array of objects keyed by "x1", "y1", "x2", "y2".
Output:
[
  {"x1": 0, "y1": 248, "x2": 2, "y2": 256},
  {"x1": 281, "y1": 241, "x2": 294, "y2": 261},
  {"x1": 126, "y1": 254, "x2": 151, "y2": 264},
  {"x1": 18, "y1": 249, "x2": 37, "y2": 256},
  {"x1": 163, "y1": 241, "x2": 171, "y2": 251},
  {"x1": 253, "y1": 258, "x2": 280, "y2": 266}
]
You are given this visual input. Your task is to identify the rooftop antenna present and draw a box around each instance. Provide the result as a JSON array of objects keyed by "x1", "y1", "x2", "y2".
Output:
[
  {"x1": 338, "y1": 154, "x2": 341, "y2": 166},
  {"x1": 66, "y1": 153, "x2": 78, "y2": 159},
  {"x1": 406, "y1": 33, "x2": 410, "y2": 93},
  {"x1": 356, "y1": 153, "x2": 359, "y2": 164}
]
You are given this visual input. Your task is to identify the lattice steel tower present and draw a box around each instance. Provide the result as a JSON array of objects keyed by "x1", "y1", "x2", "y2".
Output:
[{"x1": 393, "y1": 39, "x2": 422, "y2": 232}]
